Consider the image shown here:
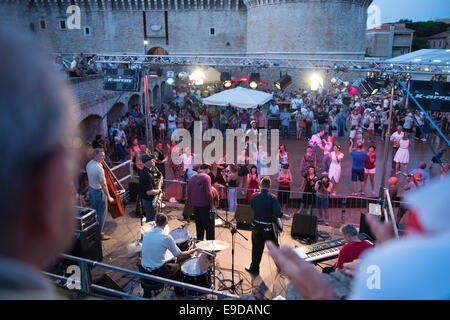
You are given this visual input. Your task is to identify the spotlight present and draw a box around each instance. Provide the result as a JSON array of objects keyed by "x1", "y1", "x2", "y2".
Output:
[
  {"x1": 274, "y1": 74, "x2": 292, "y2": 91},
  {"x1": 178, "y1": 71, "x2": 189, "y2": 80},
  {"x1": 310, "y1": 73, "x2": 323, "y2": 91},
  {"x1": 221, "y1": 72, "x2": 232, "y2": 89},
  {"x1": 361, "y1": 78, "x2": 379, "y2": 95},
  {"x1": 189, "y1": 69, "x2": 205, "y2": 82},
  {"x1": 249, "y1": 73, "x2": 260, "y2": 89}
]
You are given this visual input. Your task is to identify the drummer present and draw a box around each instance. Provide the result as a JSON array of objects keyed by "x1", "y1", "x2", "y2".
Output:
[{"x1": 140, "y1": 213, "x2": 200, "y2": 294}]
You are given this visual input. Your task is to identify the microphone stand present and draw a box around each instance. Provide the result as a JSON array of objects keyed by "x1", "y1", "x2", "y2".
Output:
[{"x1": 215, "y1": 213, "x2": 248, "y2": 295}]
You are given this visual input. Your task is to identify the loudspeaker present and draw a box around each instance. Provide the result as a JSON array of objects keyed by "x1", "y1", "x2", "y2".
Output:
[
  {"x1": 69, "y1": 222, "x2": 103, "y2": 262},
  {"x1": 183, "y1": 202, "x2": 194, "y2": 219},
  {"x1": 235, "y1": 204, "x2": 253, "y2": 229},
  {"x1": 128, "y1": 181, "x2": 140, "y2": 203},
  {"x1": 291, "y1": 214, "x2": 317, "y2": 239},
  {"x1": 92, "y1": 274, "x2": 124, "y2": 298}
]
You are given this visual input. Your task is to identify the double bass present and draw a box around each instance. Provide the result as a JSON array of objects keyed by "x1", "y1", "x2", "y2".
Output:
[{"x1": 102, "y1": 161, "x2": 124, "y2": 219}]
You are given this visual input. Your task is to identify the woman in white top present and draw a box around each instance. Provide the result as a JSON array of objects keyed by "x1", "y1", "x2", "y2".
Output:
[
  {"x1": 394, "y1": 134, "x2": 412, "y2": 176},
  {"x1": 328, "y1": 145, "x2": 344, "y2": 195},
  {"x1": 367, "y1": 112, "x2": 377, "y2": 143}
]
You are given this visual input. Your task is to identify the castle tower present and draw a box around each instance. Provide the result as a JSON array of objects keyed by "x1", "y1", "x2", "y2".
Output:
[{"x1": 243, "y1": 0, "x2": 372, "y2": 59}]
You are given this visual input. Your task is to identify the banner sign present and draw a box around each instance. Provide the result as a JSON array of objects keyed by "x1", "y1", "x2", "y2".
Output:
[
  {"x1": 103, "y1": 68, "x2": 141, "y2": 92},
  {"x1": 407, "y1": 80, "x2": 450, "y2": 112}
]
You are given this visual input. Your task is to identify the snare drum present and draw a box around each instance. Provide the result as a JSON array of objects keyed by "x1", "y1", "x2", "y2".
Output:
[
  {"x1": 181, "y1": 255, "x2": 212, "y2": 296},
  {"x1": 170, "y1": 228, "x2": 191, "y2": 251}
]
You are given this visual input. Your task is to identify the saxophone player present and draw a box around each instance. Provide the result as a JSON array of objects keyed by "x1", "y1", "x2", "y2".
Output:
[{"x1": 139, "y1": 154, "x2": 162, "y2": 222}]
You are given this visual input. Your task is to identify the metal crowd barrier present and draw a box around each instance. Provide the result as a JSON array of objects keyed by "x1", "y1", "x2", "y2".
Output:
[{"x1": 43, "y1": 254, "x2": 238, "y2": 300}]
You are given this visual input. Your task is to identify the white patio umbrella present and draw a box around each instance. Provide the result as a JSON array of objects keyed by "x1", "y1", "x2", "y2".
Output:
[{"x1": 202, "y1": 86, "x2": 273, "y2": 109}]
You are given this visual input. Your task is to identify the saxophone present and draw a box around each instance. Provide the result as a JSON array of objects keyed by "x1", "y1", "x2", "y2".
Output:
[{"x1": 152, "y1": 168, "x2": 165, "y2": 208}]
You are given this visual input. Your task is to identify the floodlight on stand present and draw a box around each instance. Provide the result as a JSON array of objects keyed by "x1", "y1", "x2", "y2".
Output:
[
  {"x1": 249, "y1": 73, "x2": 260, "y2": 89},
  {"x1": 361, "y1": 78, "x2": 378, "y2": 95},
  {"x1": 274, "y1": 74, "x2": 292, "y2": 90},
  {"x1": 166, "y1": 70, "x2": 175, "y2": 85},
  {"x1": 221, "y1": 72, "x2": 232, "y2": 89},
  {"x1": 178, "y1": 71, "x2": 189, "y2": 80}
]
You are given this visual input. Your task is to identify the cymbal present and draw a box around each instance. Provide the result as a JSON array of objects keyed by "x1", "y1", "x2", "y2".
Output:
[{"x1": 196, "y1": 240, "x2": 229, "y2": 252}]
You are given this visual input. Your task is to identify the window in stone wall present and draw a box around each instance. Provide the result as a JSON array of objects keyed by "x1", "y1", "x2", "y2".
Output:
[
  {"x1": 84, "y1": 27, "x2": 91, "y2": 37},
  {"x1": 39, "y1": 19, "x2": 46, "y2": 30},
  {"x1": 59, "y1": 19, "x2": 67, "y2": 30},
  {"x1": 210, "y1": 28, "x2": 215, "y2": 36}
]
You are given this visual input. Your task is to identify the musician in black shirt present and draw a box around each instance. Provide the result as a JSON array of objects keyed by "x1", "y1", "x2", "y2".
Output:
[
  {"x1": 139, "y1": 154, "x2": 162, "y2": 222},
  {"x1": 245, "y1": 177, "x2": 283, "y2": 276}
]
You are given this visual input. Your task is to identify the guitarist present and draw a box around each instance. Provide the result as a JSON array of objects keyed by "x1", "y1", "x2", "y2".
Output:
[{"x1": 245, "y1": 177, "x2": 282, "y2": 276}]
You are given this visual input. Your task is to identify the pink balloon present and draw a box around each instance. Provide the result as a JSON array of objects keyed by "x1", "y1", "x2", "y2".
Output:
[{"x1": 349, "y1": 87, "x2": 358, "y2": 95}]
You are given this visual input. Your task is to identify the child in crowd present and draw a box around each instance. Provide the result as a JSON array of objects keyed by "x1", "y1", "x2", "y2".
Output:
[{"x1": 356, "y1": 127, "x2": 364, "y2": 145}]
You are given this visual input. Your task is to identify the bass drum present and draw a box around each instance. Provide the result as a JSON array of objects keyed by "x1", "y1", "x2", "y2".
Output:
[{"x1": 181, "y1": 255, "x2": 212, "y2": 296}]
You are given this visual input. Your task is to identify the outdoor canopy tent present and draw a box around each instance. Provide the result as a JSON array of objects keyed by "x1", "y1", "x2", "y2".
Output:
[{"x1": 202, "y1": 86, "x2": 273, "y2": 109}]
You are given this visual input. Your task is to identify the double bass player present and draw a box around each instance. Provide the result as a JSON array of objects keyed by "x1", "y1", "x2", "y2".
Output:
[{"x1": 86, "y1": 148, "x2": 114, "y2": 240}]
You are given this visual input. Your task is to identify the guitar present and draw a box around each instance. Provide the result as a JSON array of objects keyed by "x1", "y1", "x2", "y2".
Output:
[{"x1": 273, "y1": 216, "x2": 283, "y2": 235}]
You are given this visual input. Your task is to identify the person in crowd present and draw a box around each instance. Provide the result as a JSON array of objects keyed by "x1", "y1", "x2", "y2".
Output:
[
  {"x1": 140, "y1": 213, "x2": 200, "y2": 297},
  {"x1": 168, "y1": 140, "x2": 182, "y2": 181},
  {"x1": 240, "y1": 109, "x2": 250, "y2": 131},
  {"x1": 245, "y1": 177, "x2": 283, "y2": 276},
  {"x1": 394, "y1": 133, "x2": 411, "y2": 176},
  {"x1": 390, "y1": 126, "x2": 404, "y2": 171},
  {"x1": 349, "y1": 138, "x2": 367, "y2": 196},
  {"x1": 299, "y1": 166, "x2": 318, "y2": 214},
  {"x1": 309, "y1": 129, "x2": 325, "y2": 154},
  {"x1": 167, "y1": 109, "x2": 177, "y2": 140},
  {"x1": 280, "y1": 107, "x2": 291, "y2": 139},
  {"x1": 404, "y1": 171, "x2": 424, "y2": 192},
  {"x1": 304, "y1": 106, "x2": 314, "y2": 139},
  {"x1": 429, "y1": 148, "x2": 447, "y2": 170},
  {"x1": 409, "y1": 162, "x2": 430, "y2": 185},
  {"x1": 315, "y1": 176, "x2": 333, "y2": 224},
  {"x1": 278, "y1": 143, "x2": 291, "y2": 173},
  {"x1": 363, "y1": 146, "x2": 377, "y2": 196},
  {"x1": 414, "y1": 110, "x2": 424, "y2": 141},
  {"x1": 269, "y1": 100, "x2": 279, "y2": 115},
  {"x1": 403, "y1": 112, "x2": 414, "y2": 134},
  {"x1": 329, "y1": 111, "x2": 338, "y2": 138},
  {"x1": 337, "y1": 108, "x2": 347, "y2": 137},
  {"x1": 115, "y1": 124, "x2": 127, "y2": 162},
  {"x1": 295, "y1": 110, "x2": 305, "y2": 140},
  {"x1": 319, "y1": 135, "x2": 333, "y2": 175},
  {"x1": 156, "y1": 112, "x2": 166, "y2": 141},
  {"x1": 256, "y1": 108, "x2": 266, "y2": 131},
  {"x1": 257, "y1": 145, "x2": 269, "y2": 178},
  {"x1": 366, "y1": 112, "x2": 377, "y2": 143},
  {"x1": 316, "y1": 105, "x2": 328, "y2": 133},
  {"x1": 300, "y1": 146, "x2": 317, "y2": 177},
  {"x1": 53, "y1": 55, "x2": 68, "y2": 75},
  {"x1": 350, "y1": 109, "x2": 361, "y2": 129},
  {"x1": 246, "y1": 165, "x2": 260, "y2": 203},
  {"x1": 328, "y1": 144, "x2": 343, "y2": 196},
  {"x1": 129, "y1": 137, "x2": 140, "y2": 175},
  {"x1": 188, "y1": 163, "x2": 215, "y2": 241},
  {"x1": 440, "y1": 163, "x2": 449, "y2": 181},
  {"x1": 154, "y1": 141, "x2": 168, "y2": 179},
  {"x1": 226, "y1": 164, "x2": 239, "y2": 213},
  {"x1": 184, "y1": 111, "x2": 194, "y2": 135},
  {"x1": 200, "y1": 109, "x2": 209, "y2": 133},
  {"x1": 277, "y1": 164, "x2": 293, "y2": 214}
]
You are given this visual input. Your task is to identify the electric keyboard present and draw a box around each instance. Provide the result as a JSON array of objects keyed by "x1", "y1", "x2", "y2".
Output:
[{"x1": 294, "y1": 234, "x2": 372, "y2": 264}]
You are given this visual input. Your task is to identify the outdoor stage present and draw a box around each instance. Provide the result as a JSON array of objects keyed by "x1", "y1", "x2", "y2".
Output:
[{"x1": 92, "y1": 132, "x2": 447, "y2": 299}]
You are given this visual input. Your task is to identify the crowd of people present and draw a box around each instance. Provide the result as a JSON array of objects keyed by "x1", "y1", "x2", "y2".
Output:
[{"x1": 53, "y1": 53, "x2": 123, "y2": 78}]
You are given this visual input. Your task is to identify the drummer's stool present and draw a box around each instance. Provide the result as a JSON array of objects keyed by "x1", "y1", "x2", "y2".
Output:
[{"x1": 138, "y1": 264, "x2": 165, "y2": 298}]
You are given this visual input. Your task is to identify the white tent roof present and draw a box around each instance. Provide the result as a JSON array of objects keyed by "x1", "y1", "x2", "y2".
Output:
[
  {"x1": 202, "y1": 86, "x2": 273, "y2": 109},
  {"x1": 386, "y1": 49, "x2": 450, "y2": 65}
]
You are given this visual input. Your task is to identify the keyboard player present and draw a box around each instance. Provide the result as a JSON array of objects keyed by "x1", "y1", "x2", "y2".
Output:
[{"x1": 324, "y1": 224, "x2": 373, "y2": 273}]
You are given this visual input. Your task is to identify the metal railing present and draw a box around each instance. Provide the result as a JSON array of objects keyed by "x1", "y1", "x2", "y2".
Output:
[{"x1": 44, "y1": 254, "x2": 238, "y2": 300}]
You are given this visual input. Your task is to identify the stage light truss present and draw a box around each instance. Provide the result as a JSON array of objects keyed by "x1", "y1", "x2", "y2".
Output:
[{"x1": 76, "y1": 53, "x2": 449, "y2": 76}]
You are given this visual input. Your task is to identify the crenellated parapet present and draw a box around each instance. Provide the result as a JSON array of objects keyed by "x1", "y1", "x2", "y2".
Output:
[{"x1": 13, "y1": 0, "x2": 246, "y2": 11}]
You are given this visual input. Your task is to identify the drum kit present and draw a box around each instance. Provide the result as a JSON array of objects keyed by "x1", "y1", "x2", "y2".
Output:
[{"x1": 130, "y1": 223, "x2": 230, "y2": 296}]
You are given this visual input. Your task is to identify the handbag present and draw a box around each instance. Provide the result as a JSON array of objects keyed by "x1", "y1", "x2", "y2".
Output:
[{"x1": 300, "y1": 121, "x2": 306, "y2": 129}]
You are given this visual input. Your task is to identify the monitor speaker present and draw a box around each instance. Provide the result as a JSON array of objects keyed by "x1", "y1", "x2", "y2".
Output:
[
  {"x1": 69, "y1": 222, "x2": 103, "y2": 262},
  {"x1": 235, "y1": 204, "x2": 253, "y2": 229},
  {"x1": 291, "y1": 213, "x2": 317, "y2": 239}
]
